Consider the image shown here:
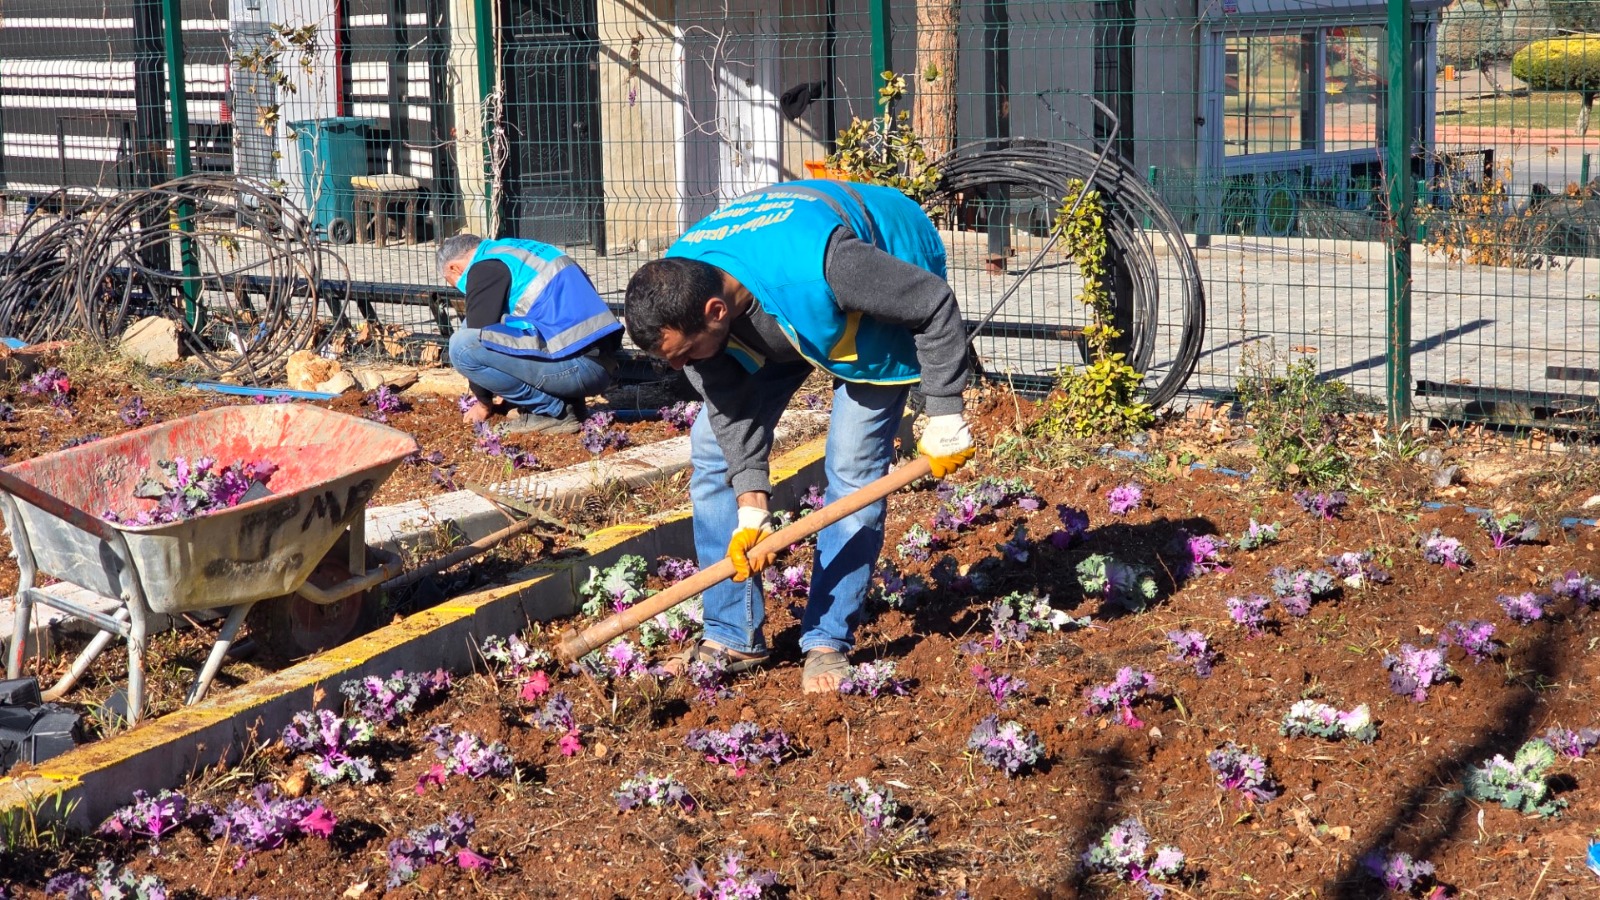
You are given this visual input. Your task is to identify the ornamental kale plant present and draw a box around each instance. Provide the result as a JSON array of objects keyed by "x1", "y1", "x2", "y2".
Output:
[
  {"x1": 280, "y1": 709, "x2": 377, "y2": 785},
  {"x1": 386, "y1": 813, "x2": 494, "y2": 888},
  {"x1": 828, "y1": 778, "x2": 925, "y2": 845},
  {"x1": 1235, "y1": 519, "x2": 1280, "y2": 551},
  {"x1": 1440, "y1": 620, "x2": 1502, "y2": 663},
  {"x1": 579, "y1": 554, "x2": 651, "y2": 617},
  {"x1": 931, "y1": 477, "x2": 1040, "y2": 534},
  {"x1": 1383, "y1": 644, "x2": 1451, "y2": 702},
  {"x1": 22, "y1": 367, "x2": 70, "y2": 408},
  {"x1": 1550, "y1": 570, "x2": 1600, "y2": 608},
  {"x1": 966, "y1": 714, "x2": 1046, "y2": 776},
  {"x1": 838, "y1": 661, "x2": 909, "y2": 698},
  {"x1": 339, "y1": 668, "x2": 450, "y2": 725},
  {"x1": 1327, "y1": 551, "x2": 1392, "y2": 588},
  {"x1": 675, "y1": 851, "x2": 778, "y2": 900},
  {"x1": 1227, "y1": 594, "x2": 1272, "y2": 637},
  {"x1": 98, "y1": 789, "x2": 196, "y2": 844},
  {"x1": 1077, "y1": 554, "x2": 1159, "y2": 611},
  {"x1": 616, "y1": 772, "x2": 696, "y2": 812},
  {"x1": 457, "y1": 393, "x2": 480, "y2": 414},
  {"x1": 480, "y1": 633, "x2": 552, "y2": 680},
  {"x1": 580, "y1": 411, "x2": 630, "y2": 454},
  {"x1": 997, "y1": 524, "x2": 1032, "y2": 564},
  {"x1": 534, "y1": 692, "x2": 583, "y2": 757},
  {"x1": 987, "y1": 590, "x2": 1084, "y2": 644},
  {"x1": 472, "y1": 422, "x2": 536, "y2": 470},
  {"x1": 895, "y1": 524, "x2": 936, "y2": 562},
  {"x1": 684, "y1": 654, "x2": 730, "y2": 703},
  {"x1": 1086, "y1": 667, "x2": 1158, "y2": 728},
  {"x1": 45, "y1": 862, "x2": 168, "y2": 900},
  {"x1": 0, "y1": 400, "x2": 13, "y2": 422},
  {"x1": 425, "y1": 725, "x2": 514, "y2": 781},
  {"x1": 639, "y1": 603, "x2": 701, "y2": 648},
  {"x1": 1463, "y1": 739, "x2": 1566, "y2": 817},
  {"x1": 658, "y1": 400, "x2": 701, "y2": 432},
  {"x1": 1080, "y1": 817, "x2": 1186, "y2": 900},
  {"x1": 366, "y1": 384, "x2": 407, "y2": 422},
  {"x1": 971, "y1": 663, "x2": 1028, "y2": 708},
  {"x1": 118, "y1": 396, "x2": 151, "y2": 426},
  {"x1": 872, "y1": 562, "x2": 926, "y2": 609},
  {"x1": 1281, "y1": 700, "x2": 1377, "y2": 743},
  {"x1": 1049, "y1": 504, "x2": 1090, "y2": 549},
  {"x1": 1207, "y1": 742, "x2": 1281, "y2": 804},
  {"x1": 684, "y1": 722, "x2": 790, "y2": 775},
  {"x1": 656, "y1": 555, "x2": 699, "y2": 583},
  {"x1": 1497, "y1": 591, "x2": 1551, "y2": 625},
  {"x1": 205, "y1": 784, "x2": 337, "y2": 853},
  {"x1": 762, "y1": 564, "x2": 810, "y2": 598},
  {"x1": 1293, "y1": 489, "x2": 1347, "y2": 521},
  {"x1": 1270, "y1": 566, "x2": 1336, "y2": 617},
  {"x1": 1479, "y1": 511, "x2": 1539, "y2": 550},
  {"x1": 1541, "y1": 725, "x2": 1600, "y2": 759},
  {"x1": 1420, "y1": 529, "x2": 1472, "y2": 569},
  {"x1": 105, "y1": 457, "x2": 278, "y2": 526},
  {"x1": 1166, "y1": 630, "x2": 1216, "y2": 678},
  {"x1": 601, "y1": 638, "x2": 661, "y2": 679},
  {"x1": 797, "y1": 483, "x2": 827, "y2": 513},
  {"x1": 1359, "y1": 848, "x2": 1437, "y2": 895},
  {"x1": 1106, "y1": 482, "x2": 1143, "y2": 516},
  {"x1": 1173, "y1": 532, "x2": 1229, "y2": 580}
]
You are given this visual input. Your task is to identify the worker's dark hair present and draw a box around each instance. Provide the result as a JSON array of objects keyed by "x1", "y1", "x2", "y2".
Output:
[{"x1": 624, "y1": 257, "x2": 723, "y2": 352}]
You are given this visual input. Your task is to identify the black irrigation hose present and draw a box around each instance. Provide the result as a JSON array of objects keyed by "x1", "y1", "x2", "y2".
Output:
[
  {"x1": 924, "y1": 139, "x2": 1206, "y2": 410},
  {"x1": 0, "y1": 176, "x2": 351, "y2": 383}
]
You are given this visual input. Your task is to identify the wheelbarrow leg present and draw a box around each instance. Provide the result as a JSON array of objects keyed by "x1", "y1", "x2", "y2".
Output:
[
  {"x1": 126, "y1": 604, "x2": 148, "y2": 724},
  {"x1": 6, "y1": 589, "x2": 33, "y2": 680},
  {"x1": 40, "y1": 606, "x2": 130, "y2": 702},
  {"x1": 186, "y1": 601, "x2": 254, "y2": 705},
  {"x1": 6, "y1": 496, "x2": 39, "y2": 680}
]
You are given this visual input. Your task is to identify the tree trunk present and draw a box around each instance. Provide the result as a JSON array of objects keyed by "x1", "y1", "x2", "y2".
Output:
[
  {"x1": 1578, "y1": 92, "x2": 1594, "y2": 138},
  {"x1": 913, "y1": 0, "x2": 960, "y2": 162}
]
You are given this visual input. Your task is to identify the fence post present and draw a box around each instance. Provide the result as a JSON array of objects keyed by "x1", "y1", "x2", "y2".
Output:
[
  {"x1": 1384, "y1": 0, "x2": 1414, "y2": 428},
  {"x1": 474, "y1": 0, "x2": 498, "y2": 234},
  {"x1": 871, "y1": 0, "x2": 892, "y2": 104},
  {"x1": 160, "y1": 0, "x2": 202, "y2": 326}
]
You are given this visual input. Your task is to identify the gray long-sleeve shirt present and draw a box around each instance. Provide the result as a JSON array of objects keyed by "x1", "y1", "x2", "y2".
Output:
[{"x1": 685, "y1": 227, "x2": 970, "y2": 496}]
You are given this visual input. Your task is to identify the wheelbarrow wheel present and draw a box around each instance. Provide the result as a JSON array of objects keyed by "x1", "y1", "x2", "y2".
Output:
[{"x1": 249, "y1": 589, "x2": 385, "y2": 658}]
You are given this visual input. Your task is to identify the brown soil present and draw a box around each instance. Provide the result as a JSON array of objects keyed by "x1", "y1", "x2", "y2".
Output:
[{"x1": 4, "y1": 389, "x2": 1599, "y2": 898}]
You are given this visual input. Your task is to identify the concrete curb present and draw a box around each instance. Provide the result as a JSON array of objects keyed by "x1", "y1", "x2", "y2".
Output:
[{"x1": 0, "y1": 434, "x2": 831, "y2": 830}]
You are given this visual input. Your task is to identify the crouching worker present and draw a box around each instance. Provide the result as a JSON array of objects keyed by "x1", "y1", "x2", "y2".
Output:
[
  {"x1": 623, "y1": 180, "x2": 976, "y2": 693},
  {"x1": 438, "y1": 233, "x2": 623, "y2": 434}
]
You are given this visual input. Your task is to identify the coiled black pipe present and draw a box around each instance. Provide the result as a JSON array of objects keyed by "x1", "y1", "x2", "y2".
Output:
[{"x1": 925, "y1": 139, "x2": 1206, "y2": 410}]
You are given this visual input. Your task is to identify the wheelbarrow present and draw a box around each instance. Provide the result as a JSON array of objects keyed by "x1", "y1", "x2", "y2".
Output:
[{"x1": 1, "y1": 404, "x2": 417, "y2": 723}]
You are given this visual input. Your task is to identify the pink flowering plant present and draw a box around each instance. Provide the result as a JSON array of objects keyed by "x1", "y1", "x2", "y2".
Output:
[
  {"x1": 871, "y1": 562, "x2": 927, "y2": 610},
  {"x1": 1550, "y1": 570, "x2": 1600, "y2": 609},
  {"x1": 1496, "y1": 592, "x2": 1550, "y2": 625},
  {"x1": 1207, "y1": 742, "x2": 1281, "y2": 804},
  {"x1": 1086, "y1": 667, "x2": 1158, "y2": 728},
  {"x1": 895, "y1": 524, "x2": 937, "y2": 562},
  {"x1": 98, "y1": 790, "x2": 197, "y2": 845},
  {"x1": 579, "y1": 555, "x2": 650, "y2": 617},
  {"x1": 46, "y1": 862, "x2": 168, "y2": 899},
  {"x1": 966, "y1": 714, "x2": 1046, "y2": 776},
  {"x1": 480, "y1": 633, "x2": 553, "y2": 681},
  {"x1": 534, "y1": 692, "x2": 584, "y2": 756},
  {"x1": 675, "y1": 851, "x2": 778, "y2": 899},
  {"x1": 838, "y1": 661, "x2": 910, "y2": 698},
  {"x1": 829, "y1": 778, "x2": 924, "y2": 843},
  {"x1": 684, "y1": 722, "x2": 790, "y2": 775},
  {"x1": 658, "y1": 401, "x2": 701, "y2": 432},
  {"x1": 932, "y1": 476, "x2": 1040, "y2": 533},
  {"x1": 105, "y1": 457, "x2": 278, "y2": 526},
  {"x1": 1541, "y1": 726, "x2": 1600, "y2": 759},
  {"x1": 616, "y1": 772, "x2": 696, "y2": 812},
  {"x1": 1463, "y1": 738, "x2": 1565, "y2": 817},
  {"x1": 1383, "y1": 644, "x2": 1451, "y2": 702},
  {"x1": 339, "y1": 668, "x2": 450, "y2": 725},
  {"x1": 1173, "y1": 532, "x2": 1229, "y2": 580},
  {"x1": 22, "y1": 367, "x2": 71, "y2": 409},
  {"x1": 1420, "y1": 530, "x2": 1471, "y2": 569},
  {"x1": 119, "y1": 396, "x2": 151, "y2": 426},
  {"x1": 580, "y1": 410, "x2": 630, "y2": 454},
  {"x1": 424, "y1": 725, "x2": 514, "y2": 783},
  {"x1": 385, "y1": 813, "x2": 495, "y2": 887},
  {"x1": 1359, "y1": 849, "x2": 1443, "y2": 897},
  {"x1": 473, "y1": 422, "x2": 536, "y2": 470},
  {"x1": 1105, "y1": 482, "x2": 1143, "y2": 516},
  {"x1": 1080, "y1": 817, "x2": 1186, "y2": 899},
  {"x1": 684, "y1": 654, "x2": 732, "y2": 703},
  {"x1": 280, "y1": 709, "x2": 377, "y2": 785},
  {"x1": 656, "y1": 555, "x2": 699, "y2": 583},
  {"x1": 1165, "y1": 630, "x2": 1216, "y2": 678},
  {"x1": 1227, "y1": 594, "x2": 1272, "y2": 636},
  {"x1": 1235, "y1": 519, "x2": 1279, "y2": 551},
  {"x1": 1327, "y1": 551, "x2": 1391, "y2": 588},
  {"x1": 971, "y1": 663, "x2": 1028, "y2": 708},
  {"x1": 205, "y1": 785, "x2": 337, "y2": 855},
  {"x1": 1280, "y1": 700, "x2": 1377, "y2": 743},
  {"x1": 365, "y1": 384, "x2": 407, "y2": 422},
  {"x1": 987, "y1": 590, "x2": 1083, "y2": 645},
  {"x1": 762, "y1": 564, "x2": 810, "y2": 598},
  {"x1": 1440, "y1": 620, "x2": 1501, "y2": 663}
]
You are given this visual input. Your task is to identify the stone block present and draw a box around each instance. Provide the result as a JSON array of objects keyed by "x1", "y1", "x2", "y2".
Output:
[{"x1": 118, "y1": 317, "x2": 181, "y2": 367}]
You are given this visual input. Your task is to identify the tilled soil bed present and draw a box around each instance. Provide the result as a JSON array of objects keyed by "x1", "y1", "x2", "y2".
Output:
[{"x1": 3, "y1": 402, "x2": 1598, "y2": 898}]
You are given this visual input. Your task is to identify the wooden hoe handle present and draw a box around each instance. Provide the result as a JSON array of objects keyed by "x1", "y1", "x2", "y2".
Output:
[{"x1": 556, "y1": 456, "x2": 933, "y2": 661}]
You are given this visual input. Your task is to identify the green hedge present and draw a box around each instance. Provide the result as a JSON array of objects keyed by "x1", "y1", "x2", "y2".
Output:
[{"x1": 1511, "y1": 33, "x2": 1600, "y2": 92}]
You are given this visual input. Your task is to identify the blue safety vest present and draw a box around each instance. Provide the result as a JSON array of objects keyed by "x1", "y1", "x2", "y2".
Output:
[
  {"x1": 665, "y1": 180, "x2": 946, "y2": 385},
  {"x1": 460, "y1": 238, "x2": 622, "y2": 359}
]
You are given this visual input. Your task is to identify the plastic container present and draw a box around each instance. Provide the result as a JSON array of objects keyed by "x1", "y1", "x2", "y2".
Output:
[{"x1": 289, "y1": 117, "x2": 374, "y2": 244}]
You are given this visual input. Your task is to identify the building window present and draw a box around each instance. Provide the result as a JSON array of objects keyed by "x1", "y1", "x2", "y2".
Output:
[
  {"x1": 1224, "y1": 33, "x2": 1314, "y2": 157},
  {"x1": 1323, "y1": 25, "x2": 1386, "y2": 153}
]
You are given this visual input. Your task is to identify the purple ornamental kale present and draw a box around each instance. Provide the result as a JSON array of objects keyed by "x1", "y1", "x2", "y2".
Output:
[
  {"x1": 998, "y1": 524, "x2": 1032, "y2": 564},
  {"x1": 45, "y1": 862, "x2": 168, "y2": 900},
  {"x1": 1360, "y1": 849, "x2": 1436, "y2": 893},
  {"x1": 1235, "y1": 519, "x2": 1279, "y2": 551},
  {"x1": 1440, "y1": 620, "x2": 1502, "y2": 663},
  {"x1": 970, "y1": 664, "x2": 1028, "y2": 707},
  {"x1": 684, "y1": 654, "x2": 731, "y2": 703},
  {"x1": 1280, "y1": 700, "x2": 1377, "y2": 743},
  {"x1": 22, "y1": 367, "x2": 71, "y2": 407},
  {"x1": 1049, "y1": 504, "x2": 1091, "y2": 550},
  {"x1": 796, "y1": 483, "x2": 826, "y2": 513},
  {"x1": 1479, "y1": 512, "x2": 1539, "y2": 550},
  {"x1": 105, "y1": 456, "x2": 278, "y2": 526},
  {"x1": 1174, "y1": 531, "x2": 1229, "y2": 580},
  {"x1": 1420, "y1": 529, "x2": 1472, "y2": 569},
  {"x1": 684, "y1": 722, "x2": 789, "y2": 775},
  {"x1": 61, "y1": 434, "x2": 101, "y2": 449},
  {"x1": 987, "y1": 591, "x2": 1082, "y2": 646},
  {"x1": 838, "y1": 661, "x2": 910, "y2": 698},
  {"x1": 1326, "y1": 551, "x2": 1392, "y2": 588},
  {"x1": 534, "y1": 692, "x2": 582, "y2": 755},
  {"x1": 473, "y1": 422, "x2": 536, "y2": 469},
  {"x1": 340, "y1": 668, "x2": 451, "y2": 725},
  {"x1": 1541, "y1": 725, "x2": 1600, "y2": 759},
  {"x1": 281, "y1": 709, "x2": 377, "y2": 785},
  {"x1": 895, "y1": 524, "x2": 936, "y2": 562},
  {"x1": 99, "y1": 789, "x2": 195, "y2": 843},
  {"x1": 1207, "y1": 742, "x2": 1280, "y2": 804},
  {"x1": 829, "y1": 778, "x2": 922, "y2": 843},
  {"x1": 206, "y1": 784, "x2": 337, "y2": 853},
  {"x1": 1384, "y1": 644, "x2": 1451, "y2": 702},
  {"x1": 580, "y1": 411, "x2": 631, "y2": 454},
  {"x1": 366, "y1": 385, "x2": 407, "y2": 423},
  {"x1": 1497, "y1": 592, "x2": 1550, "y2": 625},
  {"x1": 0, "y1": 400, "x2": 14, "y2": 422},
  {"x1": 762, "y1": 564, "x2": 810, "y2": 598},
  {"x1": 386, "y1": 813, "x2": 493, "y2": 887},
  {"x1": 656, "y1": 555, "x2": 700, "y2": 584},
  {"x1": 966, "y1": 714, "x2": 1046, "y2": 776},
  {"x1": 1227, "y1": 594, "x2": 1272, "y2": 637},
  {"x1": 1293, "y1": 490, "x2": 1348, "y2": 520},
  {"x1": 873, "y1": 562, "x2": 926, "y2": 609},
  {"x1": 675, "y1": 851, "x2": 779, "y2": 900},
  {"x1": 1086, "y1": 667, "x2": 1158, "y2": 729},
  {"x1": 616, "y1": 772, "x2": 696, "y2": 812},
  {"x1": 425, "y1": 725, "x2": 514, "y2": 780},
  {"x1": 119, "y1": 396, "x2": 151, "y2": 426},
  {"x1": 603, "y1": 639, "x2": 661, "y2": 679},
  {"x1": 1270, "y1": 566, "x2": 1337, "y2": 617},
  {"x1": 479, "y1": 633, "x2": 551, "y2": 679},
  {"x1": 1166, "y1": 630, "x2": 1216, "y2": 678},
  {"x1": 658, "y1": 400, "x2": 701, "y2": 432},
  {"x1": 1081, "y1": 817, "x2": 1186, "y2": 900},
  {"x1": 1076, "y1": 554, "x2": 1159, "y2": 611},
  {"x1": 457, "y1": 393, "x2": 480, "y2": 414},
  {"x1": 1106, "y1": 482, "x2": 1144, "y2": 516},
  {"x1": 1550, "y1": 570, "x2": 1600, "y2": 608},
  {"x1": 933, "y1": 493, "x2": 985, "y2": 532}
]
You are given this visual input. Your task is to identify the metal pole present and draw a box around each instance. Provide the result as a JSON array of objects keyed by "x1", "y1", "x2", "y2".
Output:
[
  {"x1": 161, "y1": 0, "x2": 203, "y2": 326},
  {"x1": 870, "y1": 0, "x2": 892, "y2": 107},
  {"x1": 1385, "y1": 0, "x2": 1414, "y2": 428},
  {"x1": 474, "y1": 0, "x2": 498, "y2": 235}
]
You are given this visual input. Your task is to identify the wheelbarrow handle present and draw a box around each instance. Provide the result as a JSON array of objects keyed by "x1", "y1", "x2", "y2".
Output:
[
  {"x1": 555, "y1": 456, "x2": 934, "y2": 662},
  {"x1": 0, "y1": 466, "x2": 121, "y2": 542}
]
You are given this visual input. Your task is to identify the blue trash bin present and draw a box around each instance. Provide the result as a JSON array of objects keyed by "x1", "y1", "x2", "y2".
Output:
[{"x1": 290, "y1": 117, "x2": 374, "y2": 244}]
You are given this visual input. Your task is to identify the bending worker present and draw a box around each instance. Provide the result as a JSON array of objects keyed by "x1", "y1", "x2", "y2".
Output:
[
  {"x1": 624, "y1": 179, "x2": 975, "y2": 693},
  {"x1": 438, "y1": 233, "x2": 623, "y2": 434}
]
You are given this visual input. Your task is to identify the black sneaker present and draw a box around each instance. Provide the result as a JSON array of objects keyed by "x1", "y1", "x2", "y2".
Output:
[{"x1": 502, "y1": 407, "x2": 581, "y2": 435}]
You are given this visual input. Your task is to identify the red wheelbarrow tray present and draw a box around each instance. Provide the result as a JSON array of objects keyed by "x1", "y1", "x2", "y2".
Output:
[{"x1": 0, "y1": 404, "x2": 418, "y2": 616}]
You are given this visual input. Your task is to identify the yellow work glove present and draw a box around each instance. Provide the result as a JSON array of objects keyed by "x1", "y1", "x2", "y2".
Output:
[
  {"x1": 917, "y1": 413, "x2": 976, "y2": 479},
  {"x1": 727, "y1": 505, "x2": 777, "y2": 583}
]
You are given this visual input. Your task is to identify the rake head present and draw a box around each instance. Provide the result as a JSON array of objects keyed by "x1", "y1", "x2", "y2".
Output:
[{"x1": 458, "y1": 458, "x2": 584, "y2": 534}]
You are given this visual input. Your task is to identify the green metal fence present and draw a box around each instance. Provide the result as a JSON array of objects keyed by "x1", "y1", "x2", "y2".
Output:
[{"x1": 1, "y1": 0, "x2": 1596, "y2": 430}]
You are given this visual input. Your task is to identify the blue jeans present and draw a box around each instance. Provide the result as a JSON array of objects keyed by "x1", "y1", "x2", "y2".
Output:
[
  {"x1": 691, "y1": 364, "x2": 909, "y2": 656},
  {"x1": 448, "y1": 328, "x2": 612, "y2": 417}
]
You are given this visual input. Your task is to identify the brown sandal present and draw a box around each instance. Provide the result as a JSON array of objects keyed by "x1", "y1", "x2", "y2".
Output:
[
  {"x1": 801, "y1": 649, "x2": 851, "y2": 694},
  {"x1": 661, "y1": 639, "x2": 770, "y2": 678}
]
